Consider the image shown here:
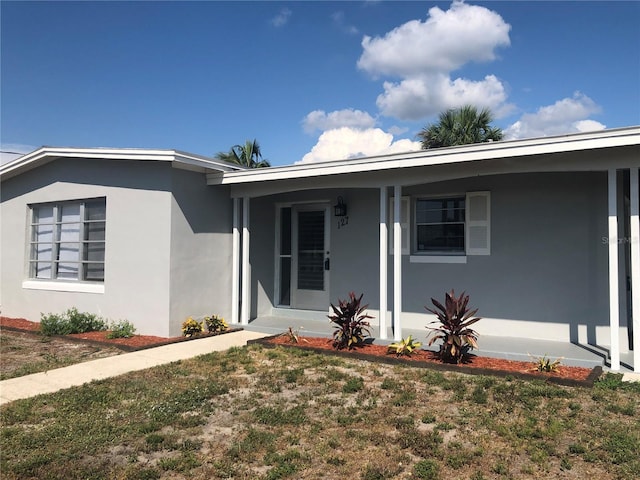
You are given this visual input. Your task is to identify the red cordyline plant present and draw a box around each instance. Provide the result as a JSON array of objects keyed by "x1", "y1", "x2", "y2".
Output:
[
  {"x1": 328, "y1": 292, "x2": 373, "y2": 350},
  {"x1": 426, "y1": 290, "x2": 481, "y2": 364}
]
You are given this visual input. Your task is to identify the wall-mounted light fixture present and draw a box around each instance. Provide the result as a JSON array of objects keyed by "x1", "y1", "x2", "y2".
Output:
[{"x1": 334, "y1": 196, "x2": 347, "y2": 217}]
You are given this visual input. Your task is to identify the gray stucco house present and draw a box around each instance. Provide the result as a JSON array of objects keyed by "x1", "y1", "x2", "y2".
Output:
[{"x1": 1, "y1": 127, "x2": 639, "y2": 372}]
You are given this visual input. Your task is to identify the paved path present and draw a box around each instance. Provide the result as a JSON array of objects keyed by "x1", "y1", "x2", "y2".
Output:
[
  {"x1": 0, "y1": 330, "x2": 269, "y2": 406},
  {"x1": 2, "y1": 329, "x2": 638, "y2": 406}
]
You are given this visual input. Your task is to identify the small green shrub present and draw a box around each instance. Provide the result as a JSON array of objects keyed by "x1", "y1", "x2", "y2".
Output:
[
  {"x1": 426, "y1": 290, "x2": 481, "y2": 364},
  {"x1": 387, "y1": 335, "x2": 422, "y2": 356},
  {"x1": 181, "y1": 317, "x2": 204, "y2": 337},
  {"x1": 40, "y1": 308, "x2": 107, "y2": 336},
  {"x1": 204, "y1": 314, "x2": 228, "y2": 333},
  {"x1": 40, "y1": 312, "x2": 71, "y2": 335},
  {"x1": 66, "y1": 307, "x2": 106, "y2": 333},
  {"x1": 328, "y1": 292, "x2": 373, "y2": 350},
  {"x1": 107, "y1": 320, "x2": 137, "y2": 339}
]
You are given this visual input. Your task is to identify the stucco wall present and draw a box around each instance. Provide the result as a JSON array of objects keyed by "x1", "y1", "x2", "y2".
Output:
[
  {"x1": 1, "y1": 159, "x2": 174, "y2": 336},
  {"x1": 247, "y1": 172, "x2": 617, "y2": 345},
  {"x1": 398, "y1": 172, "x2": 610, "y2": 345},
  {"x1": 168, "y1": 168, "x2": 233, "y2": 336}
]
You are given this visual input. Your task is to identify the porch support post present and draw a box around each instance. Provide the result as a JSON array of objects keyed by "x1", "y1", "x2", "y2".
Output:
[
  {"x1": 608, "y1": 169, "x2": 621, "y2": 371},
  {"x1": 241, "y1": 197, "x2": 251, "y2": 325},
  {"x1": 630, "y1": 168, "x2": 640, "y2": 372},
  {"x1": 393, "y1": 185, "x2": 402, "y2": 341},
  {"x1": 231, "y1": 198, "x2": 240, "y2": 324},
  {"x1": 379, "y1": 186, "x2": 388, "y2": 340}
]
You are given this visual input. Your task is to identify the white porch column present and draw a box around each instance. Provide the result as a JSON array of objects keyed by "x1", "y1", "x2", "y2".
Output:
[
  {"x1": 393, "y1": 185, "x2": 402, "y2": 341},
  {"x1": 231, "y1": 198, "x2": 240, "y2": 325},
  {"x1": 379, "y1": 187, "x2": 388, "y2": 340},
  {"x1": 630, "y1": 168, "x2": 640, "y2": 372},
  {"x1": 608, "y1": 169, "x2": 621, "y2": 371},
  {"x1": 241, "y1": 197, "x2": 251, "y2": 325}
]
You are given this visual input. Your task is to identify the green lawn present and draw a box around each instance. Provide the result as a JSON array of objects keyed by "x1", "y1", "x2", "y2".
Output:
[{"x1": 1, "y1": 344, "x2": 638, "y2": 480}]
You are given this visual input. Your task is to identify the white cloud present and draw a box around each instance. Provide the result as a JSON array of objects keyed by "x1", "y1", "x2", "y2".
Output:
[
  {"x1": 331, "y1": 11, "x2": 359, "y2": 35},
  {"x1": 376, "y1": 73, "x2": 512, "y2": 121},
  {"x1": 1, "y1": 143, "x2": 35, "y2": 165},
  {"x1": 504, "y1": 92, "x2": 605, "y2": 139},
  {"x1": 354, "y1": 1, "x2": 512, "y2": 122},
  {"x1": 271, "y1": 8, "x2": 292, "y2": 27},
  {"x1": 357, "y1": 1, "x2": 510, "y2": 78},
  {"x1": 302, "y1": 109, "x2": 376, "y2": 133},
  {"x1": 297, "y1": 127, "x2": 421, "y2": 164}
]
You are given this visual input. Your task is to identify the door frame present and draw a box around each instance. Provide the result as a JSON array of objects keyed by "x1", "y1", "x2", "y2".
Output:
[{"x1": 274, "y1": 201, "x2": 330, "y2": 311}]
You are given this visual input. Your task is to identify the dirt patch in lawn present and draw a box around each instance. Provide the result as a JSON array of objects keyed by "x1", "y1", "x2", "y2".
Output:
[
  {"x1": 260, "y1": 334, "x2": 601, "y2": 387},
  {"x1": 0, "y1": 316, "x2": 239, "y2": 380},
  {"x1": 0, "y1": 329, "x2": 123, "y2": 380}
]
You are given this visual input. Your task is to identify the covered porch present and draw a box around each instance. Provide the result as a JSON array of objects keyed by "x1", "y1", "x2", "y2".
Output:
[{"x1": 209, "y1": 129, "x2": 640, "y2": 373}]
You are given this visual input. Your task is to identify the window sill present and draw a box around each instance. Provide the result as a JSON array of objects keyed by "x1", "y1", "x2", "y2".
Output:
[
  {"x1": 22, "y1": 280, "x2": 105, "y2": 294},
  {"x1": 409, "y1": 255, "x2": 467, "y2": 264}
]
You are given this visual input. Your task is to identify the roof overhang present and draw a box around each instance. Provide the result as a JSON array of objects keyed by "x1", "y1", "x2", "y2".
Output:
[
  {"x1": 0, "y1": 146, "x2": 245, "y2": 181},
  {"x1": 207, "y1": 127, "x2": 640, "y2": 188}
]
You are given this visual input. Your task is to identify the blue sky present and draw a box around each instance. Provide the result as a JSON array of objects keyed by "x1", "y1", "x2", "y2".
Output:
[{"x1": 1, "y1": 1, "x2": 639, "y2": 166}]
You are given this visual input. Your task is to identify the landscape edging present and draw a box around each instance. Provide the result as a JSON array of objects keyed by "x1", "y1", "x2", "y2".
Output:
[
  {"x1": 1, "y1": 325, "x2": 244, "y2": 352},
  {"x1": 247, "y1": 335, "x2": 602, "y2": 388}
]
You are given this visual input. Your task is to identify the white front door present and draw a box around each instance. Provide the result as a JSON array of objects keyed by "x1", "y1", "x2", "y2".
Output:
[{"x1": 291, "y1": 204, "x2": 330, "y2": 310}]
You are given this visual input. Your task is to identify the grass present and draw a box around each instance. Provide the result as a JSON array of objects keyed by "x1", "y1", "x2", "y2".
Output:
[
  {"x1": 0, "y1": 330, "x2": 121, "y2": 380},
  {"x1": 1, "y1": 344, "x2": 639, "y2": 479}
]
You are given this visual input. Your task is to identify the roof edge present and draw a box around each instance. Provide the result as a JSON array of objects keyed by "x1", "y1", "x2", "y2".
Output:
[
  {"x1": 0, "y1": 146, "x2": 245, "y2": 181},
  {"x1": 208, "y1": 126, "x2": 640, "y2": 185}
]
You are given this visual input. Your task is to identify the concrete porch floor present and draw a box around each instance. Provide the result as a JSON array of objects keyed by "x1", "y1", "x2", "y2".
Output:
[{"x1": 245, "y1": 315, "x2": 636, "y2": 373}]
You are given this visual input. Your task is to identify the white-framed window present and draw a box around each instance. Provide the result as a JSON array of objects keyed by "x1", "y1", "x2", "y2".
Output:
[
  {"x1": 415, "y1": 196, "x2": 466, "y2": 254},
  {"x1": 29, "y1": 198, "x2": 106, "y2": 282},
  {"x1": 389, "y1": 191, "x2": 491, "y2": 260}
]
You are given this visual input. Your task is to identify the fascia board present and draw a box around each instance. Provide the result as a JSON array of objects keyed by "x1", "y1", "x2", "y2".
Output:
[
  {"x1": 172, "y1": 151, "x2": 245, "y2": 173},
  {"x1": 208, "y1": 127, "x2": 640, "y2": 185},
  {"x1": 1, "y1": 147, "x2": 241, "y2": 181}
]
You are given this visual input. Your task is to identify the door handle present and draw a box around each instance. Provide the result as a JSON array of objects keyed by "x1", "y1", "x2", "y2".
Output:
[{"x1": 324, "y1": 258, "x2": 330, "y2": 271}]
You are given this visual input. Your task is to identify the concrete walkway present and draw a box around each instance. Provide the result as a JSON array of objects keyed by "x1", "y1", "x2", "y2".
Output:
[
  {"x1": 3, "y1": 326, "x2": 638, "y2": 407},
  {"x1": 0, "y1": 330, "x2": 269, "y2": 406}
]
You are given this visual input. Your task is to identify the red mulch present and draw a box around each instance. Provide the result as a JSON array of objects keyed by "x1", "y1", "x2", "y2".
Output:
[
  {"x1": 1, "y1": 316, "x2": 601, "y2": 385},
  {"x1": 266, "y1": 335, "x2": 599, "y2": 386},
  {"x1": 0, "y1": 316, "x2": 182, "y2": 350}
]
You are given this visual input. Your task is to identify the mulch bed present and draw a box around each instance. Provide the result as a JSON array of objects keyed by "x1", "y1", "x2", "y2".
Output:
[
  {"x1": 1, "y1": 316, "x2": 603, "y2": 386},
  {"x1": 0, "y1": 317, "x2": 242, "y2": 352},
  {"x1": 251, "y1": 335, "x2": 603, "y2": 388}
]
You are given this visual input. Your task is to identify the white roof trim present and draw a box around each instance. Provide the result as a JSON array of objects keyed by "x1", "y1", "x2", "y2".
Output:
[
  {"x1": 0, "y1": 146, "x2": 245, "y2": 180},
  {"x1": 208, "y1": 126, "x2": 640, "y2": 185}
]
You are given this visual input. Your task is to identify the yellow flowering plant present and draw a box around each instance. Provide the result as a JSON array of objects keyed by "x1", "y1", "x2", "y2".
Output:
[{"x1": 181, "y1": 317, "x2": 204, "y2": 337}]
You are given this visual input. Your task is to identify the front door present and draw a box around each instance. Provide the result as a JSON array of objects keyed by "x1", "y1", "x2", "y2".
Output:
[{"x1": 291, "y1": 204, "x2": 330, "y2": 310}]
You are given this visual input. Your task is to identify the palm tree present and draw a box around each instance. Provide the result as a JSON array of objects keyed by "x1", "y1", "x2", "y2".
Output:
[
  {"x1": 418, "y1": 105, "x2": 503, "y2": 149},
  {"x1": 216, "y1": 139, "x2": 270, "y2": 168}
]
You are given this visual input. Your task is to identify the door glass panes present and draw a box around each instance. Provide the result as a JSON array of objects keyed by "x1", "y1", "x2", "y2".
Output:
[
  {"x1": 278, "y1": 207, "x2": 292, "y2": 305},
  {"x1": 280, "y1": 207, "x2": 291, "y2": 256},
  {"x1": 297, "y1": 211, "x2": 324, "y2": 290},
  {"x1": 279, "y1": 257, "x2": 291, "y2": 305}
]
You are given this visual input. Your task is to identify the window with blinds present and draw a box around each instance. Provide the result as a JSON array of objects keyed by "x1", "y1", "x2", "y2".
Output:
[{"x1": 29, "y1": 198, "x2": 106, "y2": 281}]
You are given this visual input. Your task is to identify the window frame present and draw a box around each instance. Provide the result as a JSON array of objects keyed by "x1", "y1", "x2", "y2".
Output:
[
  {"x1": 28, "y1": 198, "x2": 106, "y2": 283},
  {"x1": 388, "y1": 191, "x2": 490, "y2": 263},
  {"x1": 413, "y1": 195, "x2": 467, "y2": 255}
]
